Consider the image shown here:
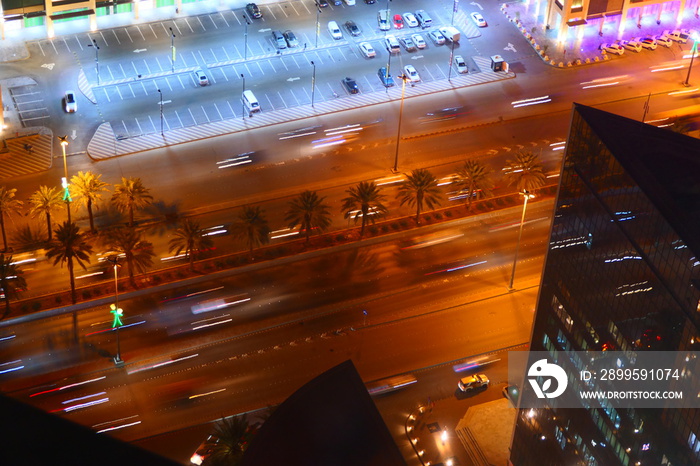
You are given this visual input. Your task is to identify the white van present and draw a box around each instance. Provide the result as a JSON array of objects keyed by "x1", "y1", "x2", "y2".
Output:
[
  {"x1": 328, "y1": 21, "x2": 343, "y2": 40},
  {"x1": 377, "y1": 10, "x2": 390, "y2": 31},
  {"x1": 415, "y1": 10, "x2": 432, "y2": 28},
  {"x1": 242, "y1": 90, "x2": 261, "y2": 115}
]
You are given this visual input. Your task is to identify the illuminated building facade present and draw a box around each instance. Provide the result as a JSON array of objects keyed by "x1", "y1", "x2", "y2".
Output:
[{"x1": 510, "y1": 104, "x2": 700, "y2": 465}]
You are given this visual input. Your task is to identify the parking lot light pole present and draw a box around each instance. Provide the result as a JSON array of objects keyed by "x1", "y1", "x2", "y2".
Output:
[
  {"x1": 88, "y1": 39, "x2": 100, "y2": 85},
  {"x1": 107, "y1": 256, "x2": 123, "y2": 366},
  {"x1": 311, "y1": 61, "x2": 317, "y2": 108},
  {"x1": 448, "y1": 42, "x2": 455, "y2": 81},
  {"x1": 241, "y1": 74, "x2": 246, "y2": 119},
  {"x1": 157, "y1": 89, "x2": 164, "y2": 136},
  {"x1": 684, "y1": 34, "x2": 699, "y2": 86},
  {"x1": 169, "y1": 27, "x2": 176, "y2": 73},
  {"x1": 243, "y1": 16, "x2": 251, "y2": 61},
  {"x1": 508, "y1": 190, "x2": 535, "y2": 290},
  {"x1": 392, "y1": 74, "x2": 409, "y2": 173},
  {"x1": 58, "y1": 135, "x2": 71, "y2": 223},
  {"x1": 315, "y1": 7, "x2": 321, "y2": 48}
]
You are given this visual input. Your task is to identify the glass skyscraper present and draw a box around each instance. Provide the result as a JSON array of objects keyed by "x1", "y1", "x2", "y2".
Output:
[{"x1": 510, "y1": 104, "x2": 700, "y2": 465}]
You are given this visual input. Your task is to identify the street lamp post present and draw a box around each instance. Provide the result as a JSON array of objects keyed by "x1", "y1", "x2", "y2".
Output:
[
  {"x1": 451, "y1": 0, "x2": 459, "y2": 26},
  {"x1": 169, "y1": 27, "x2": 176, "y2": 73},
  {"x1": 448, "y1": 42, "x2": 455, "y2": 82},
  {"x1": 88, "y1": 39, "x2": 100, "y2": 85},
  {"x1": 243, "y1": 16, "x2": 250, "y2": 61},
  {"x1": 58, "y1": 135, "x2": 71, "y2": 223},
  {"x1": 508, "y1": 190, "x2": 535, "y2": 290},
  {"x1": 392, "y1": 74, "x2": 409, "y2": 173},
  {"x1": 684, "y1": 35, "x2": 699, "y2": 86},
  {"x1": 108, "y1": 256, "x2": 123, "y2": 365},
  {"x1": 241, "y1": 74, "x2": 246, "y2": 119},
  {"x1": 311, "y1": 61, "x2": 316, "y2": 107},
  {"x1": 157, "y1": 89, "x2": 164, "y2": 136},
  {"x1": 315, "y1": 7, "x2": 321, "y2": 48}
]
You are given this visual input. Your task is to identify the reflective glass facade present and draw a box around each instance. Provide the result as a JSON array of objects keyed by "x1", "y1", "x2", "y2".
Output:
[{"x1": 510, "y1": 104, "x2": 700, "y2": 466}]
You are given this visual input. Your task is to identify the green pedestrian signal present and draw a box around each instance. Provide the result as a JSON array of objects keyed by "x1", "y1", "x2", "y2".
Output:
[{"x1": 110, "y1": 303, "x2": 124, "y2": 328}]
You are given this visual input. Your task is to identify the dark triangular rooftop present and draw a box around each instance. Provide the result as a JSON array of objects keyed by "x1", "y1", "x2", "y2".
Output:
[{"x1": 573, "y1": 103, "x2": 700, "y2": 257}]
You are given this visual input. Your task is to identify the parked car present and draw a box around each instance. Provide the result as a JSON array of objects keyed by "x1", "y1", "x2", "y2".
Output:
[
  {"x1": 439, "y1": 26, "x2": 460, "y2": 42},
  {"x1": 428, "y1": 29, "x2": 446, "y2": 45},
  {"x1": 639, "y1": 36, "x2": 657, "y2": 50},
  {"x1": 471, "y1": 12, "x2": 487, "y2": 27},
  {"x1": 194, "y1": 69, "x2": 209, "y2": 86},
  {"x1": 654, "y1": 34, "x2": 673, "y2": 47},
  {"x1": 392, "y1": 14, "x2": 404, "y2": 29},
  {"x1": 328, "y1": 21, "x2": 343, "y2": 40},
  {"x1": 342, "y1": 77, "x2": 359, "y2": 94},
  {"x1": 271, "y1": 30, "x2": 287, "y2": 49},
  {"x1": 317, "y1": 0, "x2": 329, "y2": 6},
  {"x1": 454, "y1": 55, "x2": 468, "y2": 73},
  {"x1": 399, "y1": 36, "x2": 417, "y2": 52},
  {"x1": 663, "y1": 29, "x2": 692, "y2": 43},
  {"x1": 412, "y1": 33, "x2": 427, "y2": 49},
  {"x1": 343, "y1": 0, "x2": 356, "y2": 5},
  {"x1": 620, "y1": 39, "x2": 642, "y2": 52},
  {"x1": 359, "y1": 42, "x2": 376, "y2": 58},
  {"x1": 63, "y1": 90, "x2": 77, "y2": 113},
  {"x1": 283, "y1": 30, "x2": 299, "y2": 48},
  {"x1": 378, "y1": 9, "x2": 390, "y2": 31},
  {"x1": 458, "y1": 373, "x2": 489, "y2": 392},
  {"x1": 345, "y1": 20, "x2": 361, "y2": 37},
  {"x1": 599, "y1": 43, "x2": 624, "y2": 55},
  {"x1": 364, "y1": 0, "x2": 375, "y2": 3},
  {"x1": 385, "y1": 35, "x2": 400, "y2": 54},
  {"x1": 246, "y1": 3, "x2": 262, "y2": 19},
  {"x1": 403, "y1": 64, "x2": 420, "y2": 83},
  {"x1": 378, "y1": 67, "x2": 395, "y2": 87},
  {"x1": 403, "y1": 12, "x2": 419, "y2": 27}
]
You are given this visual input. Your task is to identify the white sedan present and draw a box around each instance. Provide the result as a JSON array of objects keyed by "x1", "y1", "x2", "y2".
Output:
[
  {"x1": 471, "y1": 12, "x2": 487, "y2": 27},
  {"x1": 412, "y1": 34, "x2": 427, "y2": 49},
  {"x1": 359, "y1": 42, "x2": 376, "y2": 58},
  {"x1": 403, "y1": 12, "x2": 419, "y2": 28},
  {"x1": 454, "y1": 55, "x2": 468, "y2": 73},
  {"x1": 599, "y1": 43, "x2": 624, "y2": 55},
  {"x1": 403, "y1": 64, "x2": 421, "y2": 83}
]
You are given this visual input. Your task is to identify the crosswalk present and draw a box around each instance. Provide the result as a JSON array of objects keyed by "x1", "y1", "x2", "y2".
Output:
[
  {"x1": 0, "y1": 130, "x2": 53, "y2": 179},
  {"x1": 87, "y1": 56, "x2": 515, "y2": 160}
]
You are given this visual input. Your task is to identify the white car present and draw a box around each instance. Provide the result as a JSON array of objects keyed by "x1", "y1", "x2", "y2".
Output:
[
  {"x1": 64, "y1": 90, "x2": 77, "y2": 113},
  {"x1": 403, "y1": 64, "x2": 420, "y2": 83},
  {"x1": 403, "y1": 12, "x2": 419, "y2": 28},
  {"x1": 359, "y1": 42, "x2": 376, "y2": 58},
  {"x1": 428, "y1": 29, "x2": 445, "y2": 45},
  {"x1": 194, "y1": 69, "x2": 209, "y2": 86},
  {"x1": 620, "y1": 39, "x2": 642, "y2": 52},
  {"x1": 654, "y1": 34, "x2": 673, "y2": 47},
  {"x1": 412, "y1": 34, "x2": 427, "y2": 49},
  {"x1": 328, "y1": 21, "x2": 343, "y2": 40},
  {"x1": 599, "y1": 43, "x2": 624, "y2": 55},
  {"x1": 454, "y1": 55, "x2": 468, "y2": 73},
  {"x1": 639, "y1": 36, "x2": 657, "y2": 50},
  {"x1": 471, "y1": 12, "x2": 487, "y2": 27}
]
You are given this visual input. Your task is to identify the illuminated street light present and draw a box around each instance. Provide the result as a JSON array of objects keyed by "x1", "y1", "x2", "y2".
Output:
[
  {"x1": 88, "y1": 38, "x2": 100, "y2": 85},
  {"x1": 311, "y1": 61, "x2": 317, "y2": 108},
  {"x1": 107, "y1": 256, "x2": 124, "y2": 366},
  {"x1": 169, "y1": 27, "x2": 176, "y2": 73},
  {"x1": 684, "y1": 33, "x2": 700, "y2": 86},
  {"x1": 392, "y1": 74, "x2": 410, "y2": 173},
  {"x1": 509, "y1": 190, "x2": 535, "y2": 290},
  {"x1": 58, "y1": 135, "x2": 71, "y2": 222}
]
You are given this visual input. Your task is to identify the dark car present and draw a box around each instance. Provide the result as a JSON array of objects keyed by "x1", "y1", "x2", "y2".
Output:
[
  {"x1": 342, "y1": 77, "x2": 359, "y2": 94},
  {"x1": 344, "y1": 20, "x2": 361, "y2": 37},
  {"x1": 317, "y1": 0, "x2": 329, "y2": 7},
  {"x1": 246, "y1": 3, "x2": 262, "y2": 19},
  {"x1": 377, "y1": 67, "x2": 395, "y2": 87},
  {"x1": 364, "y1": 0, "x2": 375, "y2": 3}
]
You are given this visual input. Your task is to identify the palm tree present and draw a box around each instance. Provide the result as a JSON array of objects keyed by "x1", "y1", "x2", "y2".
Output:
[
  {"x1": 396, "y1": 168, "x2": 443, "y2": 225},
  {"x1": 285, "y1": 190, "x2": 331, "y2": 243},
  {"x1": 0, "y1": 254, "x2": 27, "y2": 319},
  {"x1": 168, "y1": 219, "x2": 213, "y2": 272},
  {"x1": 453, "y1": 159, "x2": 495, "y2": 210},
  {"x1": 71, "y1": 171, "x2": 110, "y2": 233},
  {"x1": 0, "y1": 186, "x2": 23, "y2": 252},
  {"x1": 202, "y1": 415, "x2": 254, "y2": 466},
  {"x1": 28, "y1": 186, "x2": 63, "y2": 241},
  {"x1": 230, "y1": 205, "x2": 270, "y2": 255},
  {"x1": 503, "y1": 151, "x2": 546, "y2": 193},
  {"x1": 46, "y1": 221, "x2": 93, "y2": 306},
  {"x1": 110, "y1": 177, "x2": 153, "y2": 227},
  {"x1": 103, "y1": 227, "x2": 155, "y2": 287},
  {"x1": 341, "y1": 181, "x2": 388, "y2": 237}
]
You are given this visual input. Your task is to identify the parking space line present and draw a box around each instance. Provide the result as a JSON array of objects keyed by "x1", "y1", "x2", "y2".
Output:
[
  {"x1": 279, "y1": 57, "x2": 289, "y2": 71},
  {"x1": 72, "y1": 36, "x2": 84, "y2": 51},
  {"x1": 220, "y1": 46, "x2": 231, "y2": 61},
  {"x1": 134, "y1": 25, "x2": 146, "y2": 41},
  {"x1": 227, "y1": 100, "x2": 238, "y2": 118},
  {"x1": 164, "y1": 77, "x2": 174, "y2": 92},
  {"x1": 218, "y1": 12, "x2": 230, "y2": 28},
  {"x1": 175, "y1": 110, "x2": 184, "y2": 128},
  {"x1": 124, "y1": 28, "x2": 134, "y2": 43},
  {"x1": 142, "y1": 59, "x2": 152, "y2": 74},
  {"x1": 117, "y1": 120, "x2": 128, "y2": 137},
  {"x1": 155, "y1": 56, "x2": 166, "y2": 73},
  {"x1": 110, "y1": 29, "x2": 121, "y2": 45},
  {"x1": 36, "y1": 42, "x2": 46, "y2": 56},
  {"x1": 256, "y1": 41, "x2": 267, "y2": 55},
  {"x1": 131, "y1": 61, "x2": 140, "y2": 77},
  {"x1": 197, "y1": 16, "x2": 207, "y2": 31},
  {"x1": 148, "y1": 24, "x2": 159, "y2": 39},
  {"x1": 264, "y1": 93, "x2": 276, "y2": 110},
  {"x1": 288, "y1": 89, "x2": 300, "y2": 106},
  {"x1": 200, "y1": 106, "x2": 211, "y2": 123},
  {"x1": 172, "y1": 21, "x2": 183, "y2": 37},
  {"x1": 139, "y1": 81, "x2": 148, "y2": 95},
  {"x1": 188, "y1": 107, "x2": 196, "y2": 124},
  {"x1": 117, "y1": 63, "x2": 127, "y2": 79},
  {"x1": 213, "y1": 103, "x2": 223, "y2": 120},
  {"x1": 61, "y1": 37, "x2": 70, "y2": 54},
  {"x1": 115, "y1": 85, "x2": 124, "y2": 100},
  {"x1": 277, "y1": 91, "x2": 288, "y2": 108},
  {"x1": 312, "y1": 50, "x2": 324, "y2": 65},
  {"x1": 423, "y1": 65, "x2": 437, "y2": 82},
  {"x1": 265, "y1": 5, "x2": 278, "y2": 21},
  {"x1": 134, "y1": 118, "x2": 143, "y2": 135},
  {"x1": 231, "y1": 12, "x2": 243, "y2": 26},
  {"x1": 217, "y1": 68, "x2": 229, "y2": 82},
  {"x1": 127, "y1": 83, "x2": 137, "y2": 98},
  {"x1": 301, "y1": 86, "x2": 311, "y2": 104},
  {"x1": 184, "y1": 18, "x2": 195, "y2": 34},
  {"x1": 256, "y1": 61, "x2": 265, "y2": 74},
  {"x1": 267, "y1": 59, "x2": 277, "y2": 74},
  {"x1": 147, "y1": 115, "x2": 157, "y2": 133},
  {"x1": 198, "y1": 50, "x2": 207, "y2": 65}
]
